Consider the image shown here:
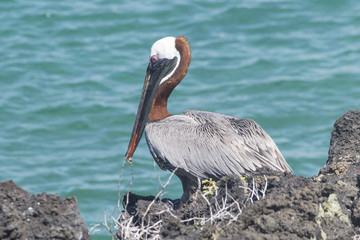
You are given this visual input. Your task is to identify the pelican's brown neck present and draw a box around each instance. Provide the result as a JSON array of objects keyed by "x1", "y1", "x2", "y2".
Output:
[{"x1": 148, "y1": 36, "x2": 191, "y2": 122}]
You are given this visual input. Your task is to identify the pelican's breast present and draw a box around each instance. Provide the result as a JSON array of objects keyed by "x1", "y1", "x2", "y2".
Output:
[{"x1": 145, "y1": 114, "x2": 198, "y2": 172}]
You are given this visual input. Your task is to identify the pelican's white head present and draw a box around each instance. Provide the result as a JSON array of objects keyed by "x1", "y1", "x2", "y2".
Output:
[{"x1": 150, "y1": 37, "x2": 181, "y2": 84}]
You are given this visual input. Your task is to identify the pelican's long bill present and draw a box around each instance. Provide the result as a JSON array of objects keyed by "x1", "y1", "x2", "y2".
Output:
[{"x1": 125, "y1": 56, "x2": 178, "y2": 163}]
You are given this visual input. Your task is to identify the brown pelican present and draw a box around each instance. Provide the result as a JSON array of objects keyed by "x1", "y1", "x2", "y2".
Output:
[{"x1": 125, "y1": 36, "x2": 291, "y2": 203}]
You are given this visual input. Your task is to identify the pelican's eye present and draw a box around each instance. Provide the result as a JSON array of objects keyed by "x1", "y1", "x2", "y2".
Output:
[{"x1": 150, "y1": 55, "x2": 159, "y2": 64}]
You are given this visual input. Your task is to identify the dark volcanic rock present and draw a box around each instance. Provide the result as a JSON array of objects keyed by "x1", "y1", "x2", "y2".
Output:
[
  {"x1": 0, "y1": 180, "x2": 90, "y2": 240},
  {"x1": 117, "y1": 109, "x2": 360, "y2": 240},
  {"x1": 320, "y1": 109, "x2": 360, "y2": 186}
]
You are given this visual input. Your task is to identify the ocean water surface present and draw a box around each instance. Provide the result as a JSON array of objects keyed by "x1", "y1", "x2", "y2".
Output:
[{"x1": 1, "y1": 0, "x2": 359, "y2": 239}]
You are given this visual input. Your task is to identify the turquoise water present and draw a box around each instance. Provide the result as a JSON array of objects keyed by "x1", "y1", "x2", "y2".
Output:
[{"x1": 1, "y1": 0, "x2": 359, "y2": 238}]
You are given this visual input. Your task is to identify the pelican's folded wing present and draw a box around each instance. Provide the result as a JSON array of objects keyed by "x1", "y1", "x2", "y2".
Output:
[{"x1": 145, "y1": 110, "x2": 291, "y2": 180}]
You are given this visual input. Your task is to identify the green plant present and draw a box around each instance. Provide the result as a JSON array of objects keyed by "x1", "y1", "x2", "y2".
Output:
[{"x1": 202, "y1": 178, "x2": 219, "y2": 196}]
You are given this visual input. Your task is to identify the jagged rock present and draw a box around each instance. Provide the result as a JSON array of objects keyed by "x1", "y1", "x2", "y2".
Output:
[
  {"x1": 0, "y1": 180, "x2": 90, "y2": 240},
  {"x1": 320, "y1": 109, "x2": 360, "y2": 186}
]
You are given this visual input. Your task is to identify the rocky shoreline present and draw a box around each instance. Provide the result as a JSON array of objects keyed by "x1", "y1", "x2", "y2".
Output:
[{"x1": 1, "y1": 109, "x2": 359, "y2": 240}]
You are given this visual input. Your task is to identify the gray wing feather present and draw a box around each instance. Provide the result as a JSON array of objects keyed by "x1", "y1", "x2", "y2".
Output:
[{"x1": 145, "y1": 110, "x2": 291, "y2": 179}]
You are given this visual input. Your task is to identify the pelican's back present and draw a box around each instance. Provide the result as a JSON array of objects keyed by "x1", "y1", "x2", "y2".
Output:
[{"x1": 145, "y1": 110, "x2": 291, "y2": 182}]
